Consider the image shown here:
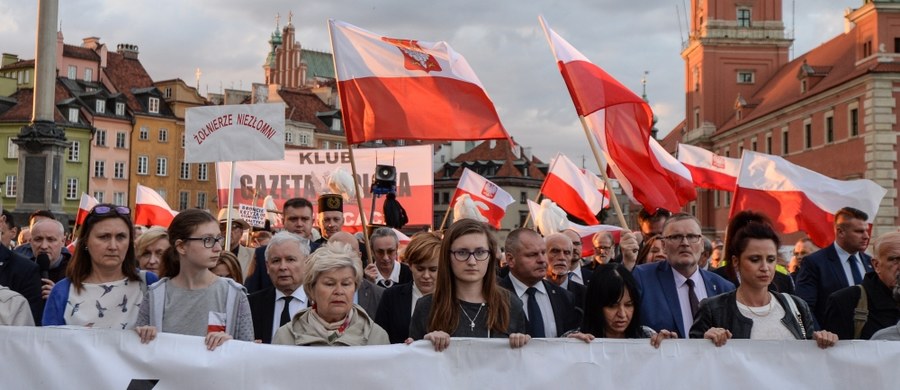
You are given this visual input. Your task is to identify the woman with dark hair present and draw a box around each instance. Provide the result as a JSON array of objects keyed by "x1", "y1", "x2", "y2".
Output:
[
  {"x1": 211, "y1": 251, "x2": 244, "y2": 285},
  {"x1": 713, "y1": 212, "x2": 794, "y2": 294},
  {"x1": 134, "y1": 209, "x2": 252, "y2": 350},
  {"x1": 566, "y1": 263, "x2": 675, "y2": 346},
  {"x1": 408, "y1": 219, "x2": 528, "y2": 351},
  {"x1": 635, "y1": 235, "x2": 666, "y2": 266},
  {"x1": 690, "y1": 210, "x2": 838, "y2": 348},
  {"x1": 375, "y1": 231, "x2": 441, "y2": 343},
  {"x1": 43, "y1": 204, "x2": 158, "y2": 328}
]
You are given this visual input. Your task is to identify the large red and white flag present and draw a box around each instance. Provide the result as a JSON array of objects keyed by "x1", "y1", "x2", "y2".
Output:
[
  {"x1": 731, "y1": 151, "x2": 887, "y2": 248},
  {"x1": 542, "y1": 153, "x2": 606, "y2": 225},
  {"x1": 329, "y1": 19, "x2": 509, "y2": 144},
  {"x1": 75, "y1": 193, "x2": 99, "y2": 226},
  {"x1": 677, "y1": 143, "x2": 739, "y2": 191},
  {"x1": 539, "y1": 16, "x2": 695, "y2": 212},
  {"x1": 134, "y1": 185, "x2": 178, "y2": 228},
  {"x1": 452, "y1": 168, "x2": 515, "y2": 229}
]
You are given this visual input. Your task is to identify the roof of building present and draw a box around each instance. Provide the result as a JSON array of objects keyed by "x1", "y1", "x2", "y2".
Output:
[
  {"x1": 103, "y1": 51, "x2": 158, "y2": 112},
  {"x1": 62, "y1": 44, "x2": 100, "y2": 62},
  {"x1": 277, "y1": 88, "x2": 331, "y2": 132},
  {"x1": 302, "y1": 49, "x2": 335, "y2": 80},
  {"x1": 0, "y1": 59, "x2": 35, "y2": 70},
  {"x1": 0, "y1": 81, "x2": 75, "y2": 124},
  {"x1": 436, "y1": 138, "x2": 546, "y2": 181}
]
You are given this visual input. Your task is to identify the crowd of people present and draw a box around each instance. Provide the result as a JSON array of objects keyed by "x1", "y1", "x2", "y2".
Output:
[{"x1": 0, "y1": 194, "x2": 897, "y2": 353}]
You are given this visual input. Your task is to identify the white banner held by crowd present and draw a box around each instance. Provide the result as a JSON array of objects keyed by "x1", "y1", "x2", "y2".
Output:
[{"x1": 184, "y1": 103, "x2": 286, "y2": 163}]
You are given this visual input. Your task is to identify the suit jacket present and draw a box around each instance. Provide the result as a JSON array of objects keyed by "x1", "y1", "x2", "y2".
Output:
[
  {"x1": 498, "y1": 276, "x2": 581, "y2": 337},
  {"x1": 248, "y1": 287, "x2": 278, "y2": 344},
  {"x1": 632, "y1": 261, "x2": 736, "y2": 338},
  {"x1": 245, "y1": 242, "x2": 320, "y2": 294},
  {"x1": 373, "y1": 282, "x2": 415, "y2": 343},
  {"x1": 357, "y1": 279, "x2": 383, "y2": 318},
  {"x1": 822, "y1": 272, "x2": 900, "y2": 340},
  {"x1": 566, "y1": 279, "x2": 586, "y2": 311},
  {"x1": 795, "y1": 244, "x2": 873, "y2": 326},
  {"x1": 0, "y1": 245, "x2": 42, "y2": 325}
]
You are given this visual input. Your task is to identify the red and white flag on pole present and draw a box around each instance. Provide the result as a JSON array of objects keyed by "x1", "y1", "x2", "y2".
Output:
[
  {"x1": 539, "y1": 16, "x2": 695, "y2": 212},
  {"x1": 134, "y1": 184, "x2": 178, "y2": 227},
  {"x1": 527, "y1": 200, "x2": 622, "y2": 257},
  {"x1": 452, "y1": 168, "x2": 515, "y2": 229},
  {"x1": 677, "y1": 143, "x2": 739, "y2": 191},
  {"x1": 328, "y1": 19, "x2": 510, "y2": 144},
  {"x1": 730, "y1": 151, "x2": 886, "y2": 248},
  {"x1": 75, "y1": 192, "x2": 99, "y2": 226},
  {"x1": 542, "y1": 153, "x2": 607, "y2": 225}
]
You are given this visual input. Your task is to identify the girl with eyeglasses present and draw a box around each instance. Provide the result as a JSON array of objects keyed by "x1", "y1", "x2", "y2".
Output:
[
  {"x1": 43, "y1": 204, "x2": 159, "y2": 329},
  {"x1": 407, "y1": 219, "x2": 529, "y2": 351},
  {"x1": 134, "y1": 209, "x2": 253, "y2": 350}
]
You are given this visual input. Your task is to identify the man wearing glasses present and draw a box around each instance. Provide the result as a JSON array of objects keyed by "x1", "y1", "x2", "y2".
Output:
[
  {"x1": 631, "y1": 213, "x2": 735, "y2": 338},
  {"x1": 364, "y1": 227, "x2": 411, "y2": 288}
]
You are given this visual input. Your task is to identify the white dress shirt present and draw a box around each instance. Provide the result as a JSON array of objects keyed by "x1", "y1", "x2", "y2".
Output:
[
  {"x1": 673, "y1": 269, "x2": 708, "y2": 336},
  {"x1": 834, "y1": 243, "x2": 864, "y2": 287},
  {"x1": 272, "y1": 288, "x2": 308, "y2": 340},
  {"x1": 509, "y1": 274, "x2": 558, "y2": 337}
]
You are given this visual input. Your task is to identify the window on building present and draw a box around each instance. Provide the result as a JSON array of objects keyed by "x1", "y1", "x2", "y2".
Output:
[
  {"x1": 737, "y1": 71, "x2": 755, "y2": 84},
  {"x1": 850, "y1": 108, "x2": 859, "y2": 137},
  {"x1": 196, "y1": 192, "x2": 208, "y2": 209},
  {"x1": 737, "y1": 8, "x2": 751, "y2": 27},
  {"x1": 180, "y1": 162, "x2": 191, "y2": 180},
  {"x1": 66, "y1": 178, "x2": 78, "y2": 200},
  {"x1": 751, "y1": 139, "x2": 758, "y2": 151},
  {"x1": 800, "y1": 79, "x2": 807, "y2": 93},
  {"x1": 335, "y1": 142, "x2": 343, "y2": 149},
  {"x1": 694, "y1": 108, "x2": 700, "y2": 129},
  {"x1": 23, "y1": 70, "x2": 29, "y2": 83},
  {"x1": 782, "y1": 129, "x2": 790, "y2": 155},
  {"x1": 198, "y1": 163, "x2": 208, "y2": 181},
  {"x1": 115, "y1": 102, "x2": 125, "y2": 116},
  {"x1": 157, "y1": 189, "x2": 167, "y2": 199},
  {"x1": 519, "y1": 211, "x2": 529, "y2": 228},
  {"x1": 95, "y1": 129, "x2": 107, "y2": 147},
  {"x1": 179, "y1": 191, "x2": 189, "y2": 210},
  {"x1": 84, "y1": 68, "x2": 93, "y2": 82},
  {"x1": 322, "y1": 140, "x2": 330, "y2": 149},
  {"x1": 159, "y1": 128, "x2": 168, "y2": 142},
  {"x1": 68, "y1": 141, "x2": 80, "y2": 161},
  {"x1": 113, "y1": 192, "x2": 126, "y2": 206},
  {"x1": 397, "y1": 140, "x2": 405, "y2": 146},
  {"x1": 156, "y1": 157, "x2": 168, "y2": 176},
  {"x1": 93, "y1": 191, "x2": 104, "y2": 203},
  {"x1": 299, "y1": 133, "x2": 310, "y2": 146},
  {"x1": 766, "y1": 134, "x2": 773, "y2": 154},
  {"x1": 332, "y1": 118, "x2": 342, "y2": 131},
  {"x1": 68, "y1": 108, "x2": 79, "y2": 123},
  {"x1": 520, "y1": 192, "x2": 527, "y2": 205},
  {"x1": 442, "y1": 192, "x2": 450, "y2": 204},
  {"x1": 285, "y1": 132, "x2": 293, "y2": 144},
  {"x1": 116, "y1": 132, "x2": 126, "y2": 148},
  {"x1": 137, "y1": 156, "x2": 149, "y2": 175},
  {"x1": 804, "y1": 122, "x2": 812, "y2": 149},
  {"x1": 7, "y1": 138, "x2": 17, "y2": 159},
  {"x1": 825, "y1": 115, "x2": 834, "y2": 143},
  {"x1": 114, "y1": 162, "x2": 125, "y2": 179},
  {"x1": 863, "y1": 40, "x2": 873, "y2": 57},
  {"x1": 67, "y1": 65, "x2": 76, "y2": 79},
  {"x1": 148, "y1": 97, "x2": 160, "y2": 113},
  {"x1": 164, "y1": 87, "x2": 172, "y2": 99},
  {"x1": 181, "y1": 133, "x2": 185, "y2": 148},
  {"x1": 139, "y1": 126, "x2": 149, "y2": 140},
  {"x1": 5, "y1": 175, "x2": 16, "y2": 197},
  {"x1": 433, "y1": 193, "x2": 440, "y2": 204},
  {"x1": 94, "y1": 160, "x2": 105, "y2": 178}
]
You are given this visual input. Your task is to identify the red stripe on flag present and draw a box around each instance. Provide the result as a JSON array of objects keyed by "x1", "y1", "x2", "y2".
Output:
[
  {"x1": 134, "y1": 204, "x2": 176, "y2": 228},
  {"x1": 452, "y1": 189, "x2": 508, "y2": 229},
  {"x1": 542, "y1": 173, "x2": 599, "y2": 225},
  {"x1": 731, "y1": 187, "x2": 835, "y2": 248},
  {"x1": 684, "y1": 165, "x2": 737, "y2": 191}
]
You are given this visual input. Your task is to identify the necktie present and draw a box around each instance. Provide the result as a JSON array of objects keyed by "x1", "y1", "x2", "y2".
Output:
[
  {"x1": 849, "y1": 254, "x2": 863, "y2": 285},
  {"x1": 525, "y1": 287, "x2": 546, "y2": 338},
  {"x1": 685, "y1": 279, "x2": 700, "y2": 320},
  {"x1": 280, "y1": 296, "x2": 293, "y2": 326}
]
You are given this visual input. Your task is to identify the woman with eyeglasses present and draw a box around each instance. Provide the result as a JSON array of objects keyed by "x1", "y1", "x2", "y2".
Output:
[
  {"x1": 134, "y1": 209, "x2": 253, "y2": 350},
  {"x1": 407, "y1": 219, "x2": 529, "y2": 351},
  {"x1": 43, "y1": 204, "x2": 158, "y2": 328},
  {"x1": 689, "y1": 211, "x2": 838, "y2": 348}
]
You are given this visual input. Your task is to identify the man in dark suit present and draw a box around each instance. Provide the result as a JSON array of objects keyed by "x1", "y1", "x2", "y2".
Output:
[
  {"x1": 245, "y1": 197, "x2": 315, "y2": 294},
  {"x1": 796, "y1": 207, "x2": 875, "y2": 326},
  {"x1": 544, "y1": 232, "x2": 585, "y2": 310},
  {"x1": 632, "y1": 213, "x2": 735, "y2": 338},
  {"x1": 364, "y1": 227, "x2": 411, "y2": 288},
  {"x1": 499, "y1": 228, "x2": 580, "y2": 337},
  {"x1": 562, "y1": 229, "x2": 589, "y2": 285},
  {"x1": 248, "y1": 231, "x2": 310, "y2": 344},
  {"x1": 0, "y1": 236, "x2": 41, "y2": 325},
  {"x1": 822, "y1": 231, "x2": 900, "y2": 339},
  {"x1": 328, "y1": 231, "x2": 383, "y2": 316}
]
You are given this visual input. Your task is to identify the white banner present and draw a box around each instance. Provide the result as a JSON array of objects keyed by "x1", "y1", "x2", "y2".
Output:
[
  {"x1": 2, "y1": 326, "x2": 898, "y2": 389},
  {"x1": 184, "y1": 103, "x2": 286, "y2": 163},
  {"x1": 215, "y1": 145, "x2": 434, "y2": 229}
]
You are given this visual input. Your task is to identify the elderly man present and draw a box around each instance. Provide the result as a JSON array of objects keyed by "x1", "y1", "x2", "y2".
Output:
[
  {"x1": 796, "y1": 207, "x2": 875, "y2": 326},
  {"x1": 587, "y1": 231, "x2": 615, "y2": 271},
  {"x1": 218, "y1": 208, "x2": 253, "y2": 278},
  {"x1": 562, "y1": 229, "x2": 588, "y2": 285},
  {"x1": 709, "y1": 239, "x2": 724, "y2": 269},
  {"x1": 789, "y1": 238, "x2": 818, "y2": 277},
  {"x1": 364, "y1": 227, "x2": 412, "y2": 288},
  {"x1": 328, "y1": 231, "x2": 383, "y2": 316},
  {"x1": 499, "y1": 228, "x2": 580, "y2": 337},
  {"x1": 246, "y1": 197, "x2": 315, "y2": 294},
  {"x1": 30, "y1": 219, "x2": 70, "y2": 301},
  {"x1": 315, "y1": 194, "x2": 345, "y2": 246},
  {"x1": 822, "y1": 231, "x2": 900, "y2": 339},
  {"x1": 545, "y1": 232, "x2": 585, "y2": 310},
  {"x1": 632, "y1": 213, "x2": 735, "y2": 338},
  {"x1": 248, "y1": 232, "x2": 310, "y2": 344},
  {"x1": 14, "y1": 210, "x2": 63, "y2": 260}
]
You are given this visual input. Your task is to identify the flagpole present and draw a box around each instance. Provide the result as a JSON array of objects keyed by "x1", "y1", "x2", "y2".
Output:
[
  {"x1": 578, "y1": 116, "x2": 630, "y2": 231},
  {"x1": 438, "y1": 203, "x2": 452, "y2": 231},
  {"x1": 224, "y1": 161, "x2": 236, "y2": 251},
  {"x1": 346, "y1": 145, "x2": 375, "y2": 264}
]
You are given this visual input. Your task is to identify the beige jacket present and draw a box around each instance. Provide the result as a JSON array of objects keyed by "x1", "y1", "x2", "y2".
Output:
[
  {"x1": 272, "y1": 304, "x2": 389, "y2": 346},
  {"x1": 0, "y1": 286, "x2": 34, "y2": 326}
]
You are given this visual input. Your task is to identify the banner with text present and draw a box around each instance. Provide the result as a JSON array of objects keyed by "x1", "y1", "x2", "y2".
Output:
[
  {"x1": 2, "y1": 327, "x2": 897, "y2": 389},
  {"x1": 184, "y1": 103, "x2": 286, "y2": 163},
  {"x1": 215, "y1": 145, "x2": 434, "y2": 229}
]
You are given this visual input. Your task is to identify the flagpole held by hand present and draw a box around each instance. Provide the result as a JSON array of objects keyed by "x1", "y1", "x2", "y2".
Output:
[{"x1": 579, "y1": 116, "x2": 630, "y2": 232}]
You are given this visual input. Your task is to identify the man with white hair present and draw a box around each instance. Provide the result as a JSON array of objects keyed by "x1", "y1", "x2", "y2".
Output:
[{"x1": 248, "y1": 231, "x2": 310, "y2": 344}]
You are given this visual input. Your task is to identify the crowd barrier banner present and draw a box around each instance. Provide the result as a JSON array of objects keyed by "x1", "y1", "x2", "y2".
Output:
[{"x1": 2, "y1": 326, "x2": 898, "y2": 389}]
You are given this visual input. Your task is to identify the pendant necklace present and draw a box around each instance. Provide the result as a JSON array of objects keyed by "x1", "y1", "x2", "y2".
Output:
[{"x1": 459, "y1": 303, "x2": 486, "y2": 331}]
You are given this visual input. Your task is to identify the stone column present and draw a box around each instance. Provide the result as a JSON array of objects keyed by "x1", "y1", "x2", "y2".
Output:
[{"x1": 863, "y1": 76, "x2": 898, "y2": 238}]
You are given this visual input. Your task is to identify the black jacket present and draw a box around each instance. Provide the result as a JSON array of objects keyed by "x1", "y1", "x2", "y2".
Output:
[
  {"x1": 822, "y1": 272, "x2": 900, "y2": 340},
  {"x1": 689, "y1": 290, "x2": 815, "y2": 340},
  {"x1": 0, "y1": 245, "x2": 42, "y2": 324}
]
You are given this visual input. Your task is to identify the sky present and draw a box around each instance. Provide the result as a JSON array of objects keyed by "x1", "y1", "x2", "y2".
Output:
[{"x1": 0, "y1": 0, "x2": 854, "y2": 170}]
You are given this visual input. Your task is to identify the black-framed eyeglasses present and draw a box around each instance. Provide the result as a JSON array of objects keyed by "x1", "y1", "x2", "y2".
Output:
[
  {"x1": 450, "y1": 249, "x2": 491, "y2": 262},
  {"x1": 662, "y1": 234, "x2": 703, "y2": 244},
  {"x1": 183, "y1": 236, "x2": 226, "y2": 249},
  {"x1": 90, "y1": 205, "x2": 131, "y2": 216}
]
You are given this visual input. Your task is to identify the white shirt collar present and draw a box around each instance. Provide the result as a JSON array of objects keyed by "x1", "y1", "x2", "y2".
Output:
[
  {"x1": 509, "y1": 274, "x2": 546, "y2": 298},
  {"x1": 274, "y1": 286, "x2": 307, "y2": 305},
  {"x1": 375, "y1": 261, "x2": 402, "y2": 284}
]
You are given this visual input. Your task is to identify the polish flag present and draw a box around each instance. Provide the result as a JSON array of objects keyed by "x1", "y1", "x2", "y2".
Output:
[
  {"x1": 451, "y1": 168, "x2": 515, "y2": 229},
  {"x1": 75, "y1": 193, "x2": 100, "y2": 226},
  {"x1": 329, "y1": 19, "x2": 510, "y2": 144},
  {"x1": 541, "y1": 153, "x2": 606, "y2": 225},
  {"x1": 134, "y1": 185, "x2": 178, "y2": 228},
  {"x1": 677, "y1": 143, "x2": 739, "y2": 191},
  {"x1": 526, "y1": 200, "x2": 622, "y2": 257},
  {"x1": 730, "y1": 151, "x2": 887, "y2": 248},
  {"x1": 539, "y1": 16, "x2": 695, "y2": 212}
]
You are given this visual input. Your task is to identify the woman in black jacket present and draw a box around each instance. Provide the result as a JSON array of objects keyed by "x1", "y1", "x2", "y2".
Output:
[{"x1": 689, "y1": 211, "x2": 838, "y2": 348}]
